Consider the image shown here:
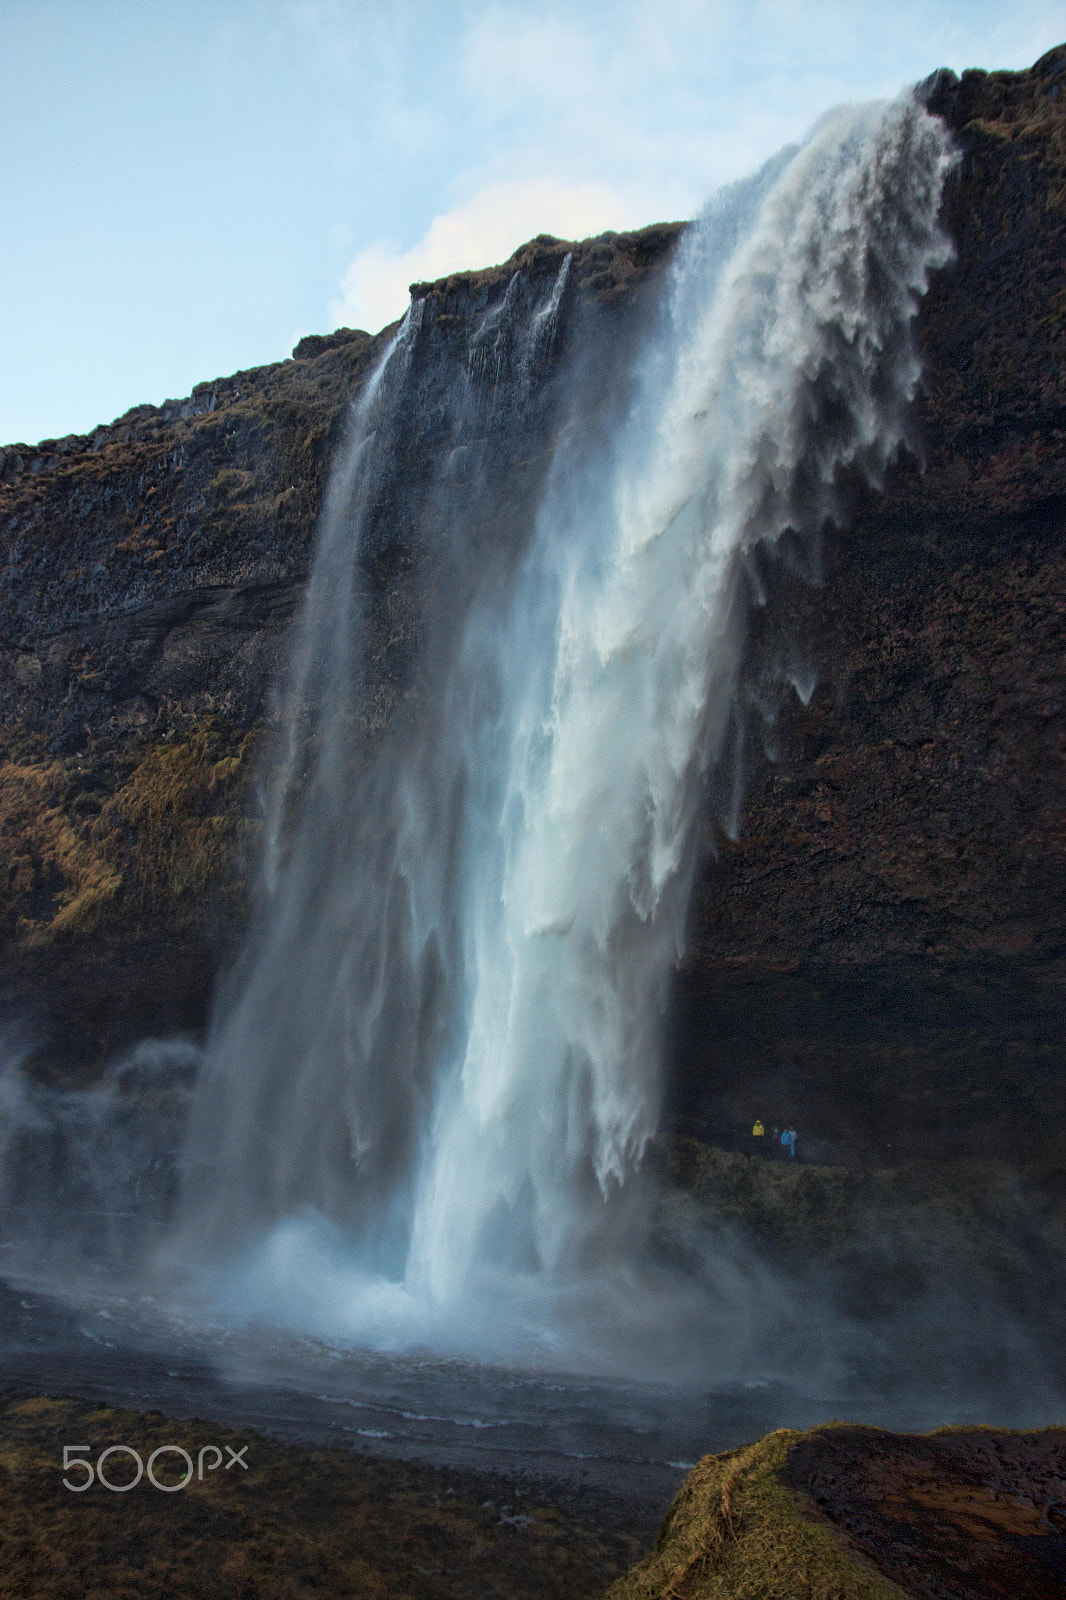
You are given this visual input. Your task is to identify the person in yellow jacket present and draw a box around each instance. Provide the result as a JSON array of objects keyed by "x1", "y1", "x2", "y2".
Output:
[{"x1": 752, "y1": 1119, "x2": 765, "y2": 1138}]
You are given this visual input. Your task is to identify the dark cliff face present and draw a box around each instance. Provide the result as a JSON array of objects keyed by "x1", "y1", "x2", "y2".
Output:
[
  {"x1": 0, "y1": 50, "x2": 1062, "y2": 1156},
  {"x1": 672, "y1": 50, "x2": 1066, "y2": 1157},
  {"x1": 688, "y1": 52, "x2": 1066, "y2": 971}
]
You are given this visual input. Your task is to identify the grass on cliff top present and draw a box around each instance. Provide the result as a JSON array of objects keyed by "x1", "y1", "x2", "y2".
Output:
[
  {"x1": 0, "y1": 1393, "x2": 640, "y2": 1600},
  {"x1": 607, "y1": 1428, "x2": 904, "y2": 1600}
]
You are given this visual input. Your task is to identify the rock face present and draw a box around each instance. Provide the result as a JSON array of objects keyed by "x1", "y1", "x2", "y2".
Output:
[
  {"x1": 0, "y1": 51, "x2": 1063, "y2": 1158},
  {"x1": 672, "y1": 52, "x2": 1066, "y2": 1158}
]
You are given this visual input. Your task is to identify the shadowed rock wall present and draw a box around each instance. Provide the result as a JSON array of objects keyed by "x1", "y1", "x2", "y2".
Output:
[{"x1": 671, "y1": 52, "x2": 1066, "y2": 1158}]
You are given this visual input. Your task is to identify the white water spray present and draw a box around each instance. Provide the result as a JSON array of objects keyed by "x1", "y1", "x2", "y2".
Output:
[{"x1": 175, "y1": 97, "x2": 953, "y2": 1357}]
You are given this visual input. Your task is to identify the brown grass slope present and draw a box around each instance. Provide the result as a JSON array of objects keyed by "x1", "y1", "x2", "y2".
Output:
[
  {"x1": 607, "y1": 1430, "x2": 906, "y2": 1600},
  {"x1": 610, "y1": 1422, "x2": 1066, "y2": 1600},
  {"x1": 0, "y1": 1393, "x2": 640, "y2": 1600}
]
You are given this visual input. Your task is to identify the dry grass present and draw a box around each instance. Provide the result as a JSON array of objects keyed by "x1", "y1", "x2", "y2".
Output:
[
  {"x1": 108, "y1": 725, "x2": 252, "y2": 907},
  {"x1": 0, "y1": 721, "x2": 252, "y2": 946},
  {"x1": 0, "y1": 760, "x2": 121, "y2": 942},
  {"x1": 606, "y1": 1430, "x2": 905, "y2": 1600},
  {"x1": 0, "y1": 1393, "x2": 640, "y2": 1600}
]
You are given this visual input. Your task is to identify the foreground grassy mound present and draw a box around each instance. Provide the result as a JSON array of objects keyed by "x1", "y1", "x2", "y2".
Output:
[
  {"x1": 607, "y1": 1430, "x2": 904, "y2": 1600},
  {"x1": 0, "y1": 1393, "x2": 640, "y2": 1599},
  {"x1": 610, "y1": 1422, "x2": 1066, "y2": 1600}
]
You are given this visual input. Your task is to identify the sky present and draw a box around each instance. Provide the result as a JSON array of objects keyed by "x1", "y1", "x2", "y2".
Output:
[{"x1": 2, "y1": 0, "x2": 1063, "y2": 446}]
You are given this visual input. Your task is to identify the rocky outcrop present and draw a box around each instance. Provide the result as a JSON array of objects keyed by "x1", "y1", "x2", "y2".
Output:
[
  {"x1": 689, "y1": 55, "x2": 1066, "y2": 971},
  {"x1": 0, "y1": 50, "x2": 1062, "y2": 1158},
  {"x1": 610, "y1": 1423, "x2": 1066, "y2": 1600}
]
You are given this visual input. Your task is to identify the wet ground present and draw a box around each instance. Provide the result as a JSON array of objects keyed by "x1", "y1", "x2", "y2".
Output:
[
  {"x1": 2, "y1": 1266, "x2": 1061, "y2": 1540},
  {"x1": 0, "y1": 1272, "x2": 772, "y2": 1532}
]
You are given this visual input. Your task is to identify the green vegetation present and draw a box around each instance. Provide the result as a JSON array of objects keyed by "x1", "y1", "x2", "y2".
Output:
[{"x1": 205, "y1": 467, "x2": 254, "y2": 503}]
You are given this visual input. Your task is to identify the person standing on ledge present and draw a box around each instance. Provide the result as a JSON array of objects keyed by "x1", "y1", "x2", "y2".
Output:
[
  {"x1": 752, "y1": 1119, "x2": 765, "y2": 1152},
  {"x1": 782, "y1": 1127, "x2": 797, "y2": 1160}
]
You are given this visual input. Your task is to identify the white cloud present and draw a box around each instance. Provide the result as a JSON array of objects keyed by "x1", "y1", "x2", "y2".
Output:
[
  {"x1": 462, "y1": 14, "x2": 601, "y2": 112},
  {"x1": 325, "y1": 0, "x2": 1066, "y2": 343},
  {"x1": 452, "y1": 5, "x2": 872, "y2": 227},
  {"x1": 330, "y1": 176, "x2": 647, "y2": 334}
]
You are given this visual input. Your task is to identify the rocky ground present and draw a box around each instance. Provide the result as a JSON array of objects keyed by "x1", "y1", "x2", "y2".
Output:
[
  {"x1": 781, "y1": 1424, "x2": 1066, "y2": 1599},
  {"x1": 5, "y1": 1393, "x2": 1062, "y2": 1600}
]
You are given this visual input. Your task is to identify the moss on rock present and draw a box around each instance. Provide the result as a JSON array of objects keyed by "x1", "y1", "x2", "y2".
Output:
[{"x1": 0, "y1": 718, "x2": 254, "y2": 952}]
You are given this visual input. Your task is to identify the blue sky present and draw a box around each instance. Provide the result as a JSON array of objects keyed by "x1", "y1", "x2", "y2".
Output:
[{"x1": 2, "y1": 0, "x2": 1063, "y2": 446}]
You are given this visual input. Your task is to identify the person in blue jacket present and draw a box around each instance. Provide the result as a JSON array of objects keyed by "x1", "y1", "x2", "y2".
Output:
[{"x1": 781, "y1": 1127, "x2": 797, "y2": 1159}]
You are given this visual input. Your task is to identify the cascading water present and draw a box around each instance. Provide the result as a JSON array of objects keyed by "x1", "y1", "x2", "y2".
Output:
[{"x1": 174, "y1": 96, "x2": 954, "y2": 1359}]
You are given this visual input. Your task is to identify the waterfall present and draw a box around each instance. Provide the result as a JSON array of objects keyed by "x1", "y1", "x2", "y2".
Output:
[{"x1": 175, "y1": 97, "x2": 953, "y2": 1352}]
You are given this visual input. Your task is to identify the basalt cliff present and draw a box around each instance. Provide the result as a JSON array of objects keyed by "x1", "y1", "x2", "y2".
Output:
[{"x1": 1, "y1": 50, "x2": 1063, "y2": 1162}]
